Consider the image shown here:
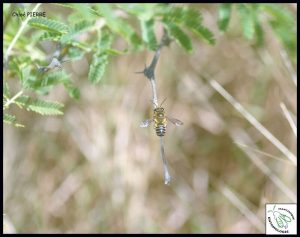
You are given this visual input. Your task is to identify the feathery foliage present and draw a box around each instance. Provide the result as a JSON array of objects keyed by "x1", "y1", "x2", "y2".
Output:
[
  {"x1": 217, "y1": 3, "x2": 296, "y2": 63},
  {"x1": 29, "y1": 17, "x2": 69, "y2": 34},
  {"x1": 88, "y1": 30, "x2": 112, "y2": 84},
  {"x1": 5, "y1": 3, "x2": 294, "y2": 127},
  {"x1": 26, "y1": 99, "x2": 64, "y2": 115}
]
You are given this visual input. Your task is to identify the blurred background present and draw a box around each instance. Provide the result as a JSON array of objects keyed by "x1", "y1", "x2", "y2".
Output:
[{"x1": 3, "y1": 3, "x2": 297, "y2": 233}]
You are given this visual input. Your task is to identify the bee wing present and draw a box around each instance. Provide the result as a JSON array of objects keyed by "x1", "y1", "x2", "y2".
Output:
[
  {"x1": 140, "y1": 118, "x2": 154, "y2": 128},
  {"x1": 166, "y1": 116, "x2": 183, "y2": 126}
]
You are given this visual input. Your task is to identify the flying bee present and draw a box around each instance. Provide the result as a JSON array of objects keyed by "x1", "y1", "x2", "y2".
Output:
[
  {"x1": 140, "y1": 99, "x2": 183, "y2": 185},
  {"x1": 140, "y1": 99, "x2": 183, "y2": 136}
]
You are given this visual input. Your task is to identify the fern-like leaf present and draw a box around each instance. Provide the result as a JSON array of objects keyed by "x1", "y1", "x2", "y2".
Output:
[
  {"x1": 254, "y1": 19, "x2": 264, "y2": 47},
  {"x1": 97, "y1": 30, "x2": 114, "y2": 51},
  {"x1": 3, "y1": 81, "x2": 10, "y2": 98},
  {"x1": 60, "y1": 20, "x2": 93, "y2": 43},
  {"x1": 14, "y1": 95, "x2": 30, "y2": 108},
  {"x1": 55, "y1": 3, "x2": 101, "y2": 17},
  {"x1": 237, "y1": 4, "x2": 255, "y2": 40},
  {"x1": 163, "y1": 21, "x2": 193, "y2": 53},
  {"x1": 88, "y1": 54, "x2": 108, "y2": 84},
  {"x1": 141, "y1": 19, "x2": 157, "y2": 50},
  {"x1": 26, "y1": 99, "x2": 64, "y2": 115},
  {"x1": 116, "y1": 4, "x2": 160, "y2": 21},
  {"x1": 29, "y1": 18, "x2": 69, "y2": 34},
  {"x1": 97, "y1": 4, "x2": 142, "y2": 49},
  {"x1": 165, "y1": 6, "x2": 215, "y2": 45},
  {"x1": 191, "y1": 24, "x2": 216, "y2": 45},
  {"x1": 64, "y1": 85, "x2": 80, "y2": 99},
  {"x1": 167, "y1": 7, "x2": 203, "y2": 28},
  {"x1": 218, "y1": 4, "x2": 232, "y2": 31},
  {"x1": 39, "y1": 32, "x2": 62, "y2": 41},
  {"x1": 4, "y1": 113, "x2": 24, "y2": 127}
]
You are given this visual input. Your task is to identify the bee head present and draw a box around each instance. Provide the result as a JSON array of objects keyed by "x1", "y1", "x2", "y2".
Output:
[{"x1": 154, "y1": 107, "x2": 164, "y2": 112}]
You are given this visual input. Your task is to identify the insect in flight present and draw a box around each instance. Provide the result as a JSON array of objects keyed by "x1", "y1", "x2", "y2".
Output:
[
  {"x1": 140, "y1": 98, "x2": 183, "y2": 185},
  {"x1": 140, "y1": 98, "x2": 183, "y2": 136}
]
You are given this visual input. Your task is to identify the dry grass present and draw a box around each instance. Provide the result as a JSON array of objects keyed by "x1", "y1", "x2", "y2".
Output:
[{"x1": 3, "y1": 3, "x2": 296, "y2": 233}]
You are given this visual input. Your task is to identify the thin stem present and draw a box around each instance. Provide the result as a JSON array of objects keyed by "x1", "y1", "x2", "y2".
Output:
[
  {"x1": 4, "y1": 90, "x2": 23, "y2": 109},
  {"x1": 280, "y1": 49, "x2": 297, "y2": 86},
  {"x1": 231, "y1": 129, "x2": 296, "y2": 202},
  {"x1": 219, "y1": 183, "x2": 265, "y2": 232},
  {"x1": 149, "y1": 79, "x2": 158, "y2": 108},
  {"x1": 4, "y1": 3, "x2": 42, "y2": 61},
  {"x1": 234, "y1": 142, "x2": 295, "y2": 166},
  {"x1": 160, "y1": 137, "x2": 171, "y2": 185},
  {"x1": 280, "y1": 102, "x2": 297, "y2": 137},
  {"x1": 137, "y1": 34, "x2": 173, "y2": 185},
  {"x1": 209, "y1": 79, "x2": 297, "y2": 165}
]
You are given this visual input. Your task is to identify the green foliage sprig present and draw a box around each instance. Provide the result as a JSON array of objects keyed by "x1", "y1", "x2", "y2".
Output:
[
  {"x1": 218, "y1": 3, "x2": 296, "y2": 63},
  {"x1": 4, "y1": 3, "x2": 216, "y2": 127}
]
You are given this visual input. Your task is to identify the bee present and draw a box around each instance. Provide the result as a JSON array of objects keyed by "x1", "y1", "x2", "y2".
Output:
[{"x1": 140, "y1": 99, "x2": 183, "y2": 136}]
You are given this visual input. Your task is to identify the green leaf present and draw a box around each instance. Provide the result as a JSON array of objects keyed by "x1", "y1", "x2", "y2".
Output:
[
  {"x1": 39, "y1": 32, "x2": 62, "y2": 41},
  {"x1": 98, "y1": 30, "x2": 114, "y2": 51},
  {"x1": 163, "y1": 21, "x2": 193, "y2": 53},
  {"x1": 237, "y1": 4, "x2": 255, "y2": 40},
  {"x1": 14, "y1": 95, "x2": 30, "y2": 108},
  {"x1": 66, "y1": 47, "x2": 85, "y2": 60},
  {"x1": 41, "y1": 71, "x2": 70, "y2": 86},
  {"x1": 27, "y1": 99, "x2": 64, "y2": 115},
  {"x1": 97, "y1": 4, "x2": 142, "y2": 49},
  {"x1": 164, "y1": 6, "x2": 215, "y2": 45},
  {"x1": 190, "y1": 24, "x2": 216, "y2": 45},
  {"x1": 24, "y1": 70, "x2": 70, "y2": 91},
  {"x1": 65, "y1": 86, "x2": 80, "y2": 99},
  {"x1": 105, "y1": 48, "x2": 128, "y2": 56},
  {"x1": 141, "y1": 19, "x2": 158, "y2": 50},
  {"x1": 116, "y1": 4, "x2": 161, "y2": 21},
  {"x1": 4, "y1": 113, "x2": 24, "y2": 127},
  {"x1": 55, "y1": 3, "x2": 101, "y2": 18},
  {"x1": 4, "y1": 113, "x2": 16, "y2": 124},
  {"x1": 88, "y1": 54, "x2": 108, "y2": 84},
  {"x1": 109, "y1": 20, "x2": 142, "y2": 48},
  {"x1": 254, "y1": 20, "x2": 264, "y2": 47},
  {"x1": 167, "y1": 6, "x2": 203, "y2": 28},
  {"x1": 261, "y1": 4, "x2": 294, "y2": 25},
  {"x1": 29, "y1": 17, "x2": 69, "y2": 34},
  {"x1": 218, "y1": 4, "x2": 232, "y2": 31},
  {"x1": 3, "y1": 81, "x2": 10, "y2": 98},
  {"x1": 60, "y1": 20, "x2": 93, "y2": 43},
  {"x1": 261, "y1": 4, "x2": 296, "y2": 63}
]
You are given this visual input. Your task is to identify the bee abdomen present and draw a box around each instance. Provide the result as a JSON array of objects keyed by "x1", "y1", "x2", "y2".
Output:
[{"x1": 156, "y1": 125, "x2": 166, "y2": 137}]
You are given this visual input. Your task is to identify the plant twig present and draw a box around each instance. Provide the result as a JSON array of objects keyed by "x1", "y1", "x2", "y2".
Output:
[
  {"x1": 4, "y1": 3, "x2": 42, "y2": 61},
  {"x1": 136, "y1": 47, "x2": 161, "y2": 107},
  {"x1": 230, "y1": 129, "x2": 296, "y2": 202},
  {"x1": 280, "y1": 102, "x2": 297, "y2": 137},
  {"x1": 4, "y1": 90, "x2": 23, "y2": 109},
  {"x1": 234, "y1": 142, "x2": 294, "y2": 166},
  {"x1": 207, "y1": 78, "x2": 297, "y2": 165},
  {"x1": 280, "y1": 49, "x2": 297, "y2": 86},
  {"x1": 218, "y1": 182, "x2": 265, "y2": 232},
  {"x1": 137, "y1": 32, "x2": 174, "y2": 185}
]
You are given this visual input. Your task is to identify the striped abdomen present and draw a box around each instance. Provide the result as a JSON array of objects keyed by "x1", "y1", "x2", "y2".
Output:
[{"x1": 155, "y1": 125, "x2": 166, "y2": 137}]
